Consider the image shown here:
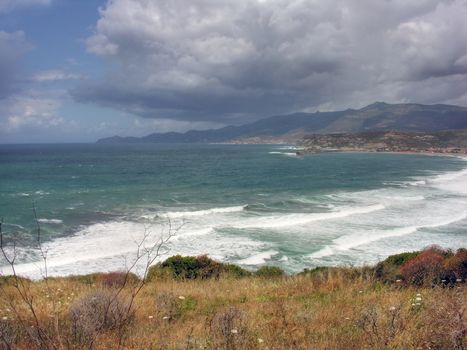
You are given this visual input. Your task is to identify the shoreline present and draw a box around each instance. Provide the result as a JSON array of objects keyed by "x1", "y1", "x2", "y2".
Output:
[{"x1": 297, "y1": 149, "x2": 467, "y2": 158}]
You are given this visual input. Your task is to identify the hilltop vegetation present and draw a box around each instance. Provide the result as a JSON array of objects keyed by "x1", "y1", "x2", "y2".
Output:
[{"x1": 0, "y1": 246, "x2": 465, "y2": 349}]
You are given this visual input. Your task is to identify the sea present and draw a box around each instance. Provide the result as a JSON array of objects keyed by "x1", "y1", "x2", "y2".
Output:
[{"x1": 0, "y1": 143, "x2": 466, "y2": 278}]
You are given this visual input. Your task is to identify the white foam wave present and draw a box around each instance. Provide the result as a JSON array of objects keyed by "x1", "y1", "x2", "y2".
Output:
[
  {"x1": 166, "y1": 205, "x2": 246, "y2": 219},
  {"x1": 236, "y1": 250, "x2": 277, "y2": 265},
  {"x1": 309, "y1": 211, "x2": 467, "y2": 259},
  {"x1": 269, "y1": 151, "x2": 297, "y2": 157},
  {"x1": 234, "y1": 204, "x2": 385, "y2": 229},
  {"x1": 428, "y1": 168, "x2": 467, "y2": 194},
  {"x1": 140, "y1": 205, "x2": 246, "y2": 220},
  {"x1": 35, "y1": 191, "x2": 50, "y2": 196},
  {"x1": 0, "y1": 221, "x2": 164, "y2": 277},
  {"x1": 37, "y1": 218, "x2": 63, "y2": 224},
  {"x1": 0, "y1": 219, "x2": 268, "y2": 278},
  {"x1": 277, "y1": 146, "x2": 300, "y2": 150}
]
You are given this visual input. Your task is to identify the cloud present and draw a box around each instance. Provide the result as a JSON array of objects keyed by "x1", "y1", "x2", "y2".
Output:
[
  {"x1": 74, "y1": 0, "x2": 467, "y2": 125},
  {"x1": 31, "y1": 69, "x2": 83, "y2": 82},
  {"x1": 0, "y1": 93, "x2": 63, "y2": 132},
  {"x1": 0, "y1": 0, "x2": 52, "y2": 13},
  {"x1": 0, "y1": 31, "x2": 31, "y2": 99}
]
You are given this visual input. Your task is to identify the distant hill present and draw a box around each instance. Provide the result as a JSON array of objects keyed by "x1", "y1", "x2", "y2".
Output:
[{"x1": 96, "y1": 102, "x2": 467, "y2": 144}]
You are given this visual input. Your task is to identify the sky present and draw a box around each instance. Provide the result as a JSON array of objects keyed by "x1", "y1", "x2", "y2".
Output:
[{"x1": 1, "y1": 0, "x2": 467, "y2": 143}]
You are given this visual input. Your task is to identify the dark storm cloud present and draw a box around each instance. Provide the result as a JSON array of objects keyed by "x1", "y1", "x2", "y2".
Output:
[{"x1": 74, "y1": 0, "x2": 467, "y2": 124}]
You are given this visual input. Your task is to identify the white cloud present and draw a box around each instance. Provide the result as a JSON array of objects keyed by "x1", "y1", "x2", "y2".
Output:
[
  {"x1": 0, "y1": 0, "x2": 52, "y2": 13},
  {"x1": 0, "y1": 93, "x2": 63, "y2": 132},
  {"x1": 32, "y1": 69, "x2": 83, "y2": 82},
  {"x1": 75, "y1": 0, "x2": 467, "y2": 124}
]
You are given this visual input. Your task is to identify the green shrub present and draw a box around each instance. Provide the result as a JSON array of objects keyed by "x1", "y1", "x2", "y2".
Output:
[
  {"x1": 147, "y1": 255, "x2": 251, "y2": 281},
  {"x1": 223, "y1": 263, "x2": 252, "y2": 278},
  {"x1": 255, "y1": 266, "x2": 285, "y2": 278},
  {"x1": 383, "y1": 252, "x2": 420, "y2": 266}
]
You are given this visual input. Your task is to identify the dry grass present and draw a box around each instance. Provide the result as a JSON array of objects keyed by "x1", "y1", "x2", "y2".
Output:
[{"x1": 0, "y1": 267, "x2": 465, "y2": 350}]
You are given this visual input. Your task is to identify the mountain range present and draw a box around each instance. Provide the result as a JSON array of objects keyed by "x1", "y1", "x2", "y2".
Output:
[{"x1": 96, "y1": 102, "x2": 467, "y2": 144}]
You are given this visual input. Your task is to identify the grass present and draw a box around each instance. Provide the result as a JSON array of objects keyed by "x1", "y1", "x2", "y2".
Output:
[{"x1": 0, "y1": 252, "x2": 465, "y2": 349}]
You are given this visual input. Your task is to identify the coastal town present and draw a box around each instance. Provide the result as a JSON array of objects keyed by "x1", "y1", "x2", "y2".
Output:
[{"x1": 298, "y1": 130, "x2": 467, "y2": 155}]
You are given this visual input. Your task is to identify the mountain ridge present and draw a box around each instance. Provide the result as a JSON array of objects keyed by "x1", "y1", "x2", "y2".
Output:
[{"x1": 96, "y1": 102, "x2": 467, "y2": 144}]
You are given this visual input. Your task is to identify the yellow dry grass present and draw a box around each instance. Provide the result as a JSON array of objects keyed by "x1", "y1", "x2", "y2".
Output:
[{"x1": 0, "y1": 268, "x2": 465, "y2": 349}]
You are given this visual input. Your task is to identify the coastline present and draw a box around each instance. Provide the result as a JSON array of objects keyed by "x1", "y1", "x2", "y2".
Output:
[{"x1": 296, "y1": 149, "x2": 467, "y2": 158}]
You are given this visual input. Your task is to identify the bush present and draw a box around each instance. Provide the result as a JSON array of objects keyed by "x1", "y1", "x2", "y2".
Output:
[
  {"x1": 382, "y1": 251, "x2": 420, "y2": 266},
  {"x1": 255, "y1": 266, "x2": 285, "y2": 278},
  {"x1": 300, "y1": 266, "x2": 331, "y2": 276},
  {"x1": 69, "y1": 290, "x2": 134, "y2": 347},
  {"x1": 400, "y1": 251, "x2": 445, "y2": 286},
  {"x1": 374, "y1": 251, "x2": 420, "y2": 283},
  {"x1": 423, "y1": 245, "x2": 453, "y2": 258},
  {"x1": 97, "y1": 271, "x2": 140, "y2": 288},
  {"x1": 148, "y1": 255, "x2": 251, "y2": 281},
  {"x1": 223, "y1": 263, "x2": 252, "y2": 278},
  {"x1": 444, "y1": 248, "x2": 467, "y2": 281}
]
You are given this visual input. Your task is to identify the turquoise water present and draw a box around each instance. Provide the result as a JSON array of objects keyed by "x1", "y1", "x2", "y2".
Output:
[{"x1": 1, "y1": 143, "x2": 466, "y2": 277}]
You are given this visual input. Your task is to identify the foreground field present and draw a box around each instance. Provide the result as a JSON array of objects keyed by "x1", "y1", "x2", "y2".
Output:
[{"x1": 0, "y1": 249, "x2": 466, "y2": 349}]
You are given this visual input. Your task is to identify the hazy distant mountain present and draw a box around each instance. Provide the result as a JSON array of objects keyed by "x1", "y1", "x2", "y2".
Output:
[{"x1": 96, "y1": 102, "x2": 467, "y2": 144}]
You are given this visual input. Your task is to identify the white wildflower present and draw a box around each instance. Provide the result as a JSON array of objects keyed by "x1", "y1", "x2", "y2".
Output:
[
  {"x1": 258, "y1": 338, "x2": 264, "y2": 343},
  {"x1": 231, "y1": 329, "x2": 238, "y2": 334},
  {"x1": 178, "y1": 296, "x2": 186, "y2": 300}
]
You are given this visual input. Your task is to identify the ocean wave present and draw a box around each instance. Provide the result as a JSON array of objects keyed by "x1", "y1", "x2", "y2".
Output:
[
  {"x1": 0, "y1": 220, "x2": 267, "y2": 278},
  {"x1": 233, "y1": 204, "x2": 385, "y2": 229},
  {"x1": 37, "y1": 218, "x2": 63, "y2": 224},
  {"x1": 277, "y1": 146, "x2": 300, "y2": 150},
  {"x1": 428, "y1": 168, "x2": 467, "y2": 194},
  {"x1": 309, "y1": 211, "x2": 467, "y2": 259},
  {"x1": 35, "y1": 191, "x2": 50, "y2": 196},
  {"x1": 139, "y1": 205, "x2": 247, "y2": 220},
  {"x1": 166, "y1": 205, "x2": 247, "y2": 218},
  {"x1": 236, "y1": 250, "x2": 278, "y2": 265},
  {"x1": 269, "y1": 151, "x2": 298, "y2": 156}
]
